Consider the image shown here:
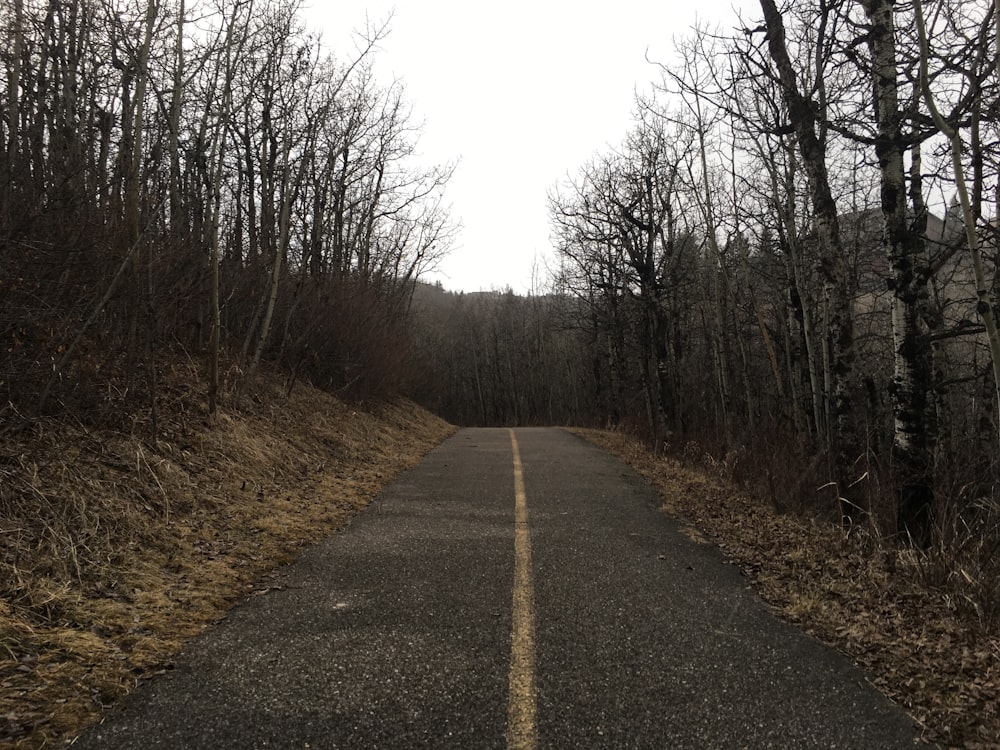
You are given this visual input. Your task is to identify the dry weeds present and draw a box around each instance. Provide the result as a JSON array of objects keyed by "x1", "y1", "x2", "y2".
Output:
[
  {"x1": 0, "y1": 363, "x2": 455, "y2": 749},
  {"x1": 5, "y1": 396, "x2": 993, "y2": 748},
  {"x1": 572, "y1": 428, "x2": 999, "y2": 750}
]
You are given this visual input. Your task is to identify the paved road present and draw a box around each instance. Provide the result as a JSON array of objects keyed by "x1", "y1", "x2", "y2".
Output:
[{"x1": 74, "y1": 428, "x2": 928, "y2": 748}]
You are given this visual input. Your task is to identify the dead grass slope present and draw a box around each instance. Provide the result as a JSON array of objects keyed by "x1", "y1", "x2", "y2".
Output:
[
  {"x1": 573, "y1": 428, "x2": 999, "y2": 750},
  {"x1": 0, "y1": 365, "x2": 455, "y2": 749}
]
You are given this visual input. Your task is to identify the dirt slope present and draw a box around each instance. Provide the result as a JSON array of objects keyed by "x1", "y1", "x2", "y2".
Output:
[{"x1": 0, "y1": 366, "x2": 454, "y2": 749}]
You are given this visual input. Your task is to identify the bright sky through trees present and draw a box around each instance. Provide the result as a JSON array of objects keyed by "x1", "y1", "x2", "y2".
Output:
[{"x1": 303, "y1": 0, "x2": 757, "y2": 293}]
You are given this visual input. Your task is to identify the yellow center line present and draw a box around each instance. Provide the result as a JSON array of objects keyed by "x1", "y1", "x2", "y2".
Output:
[{"x1": 507, "y1": 429, "x2": 537, "y2": 750}]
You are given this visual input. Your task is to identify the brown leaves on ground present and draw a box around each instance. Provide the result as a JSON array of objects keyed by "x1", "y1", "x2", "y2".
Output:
[
  {"x1": 0, "y1": 365, "x2": 455, "y2": 749},
  {"x1": 572, "y1": 428, "x2": 999, "y2": 750}
]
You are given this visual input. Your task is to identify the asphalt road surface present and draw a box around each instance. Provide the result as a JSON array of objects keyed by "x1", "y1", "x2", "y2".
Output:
[{"x1": 74, "y1": 428, "x2": 929, "y2": 749}]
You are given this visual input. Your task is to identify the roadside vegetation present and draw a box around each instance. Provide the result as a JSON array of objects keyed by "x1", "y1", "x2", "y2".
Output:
[
  {"x1": 577, "y1": 428, "x2": 999, "y2": 749},
  {"x1": 1, "y1": 364, "x2": 453, "y2": 748},
  {"x1": 408, "y1": 8, "x2": 1000, "y2": 747},
  {"x1": 1, "y1": 4, "x2": 455, "y2": 743}
]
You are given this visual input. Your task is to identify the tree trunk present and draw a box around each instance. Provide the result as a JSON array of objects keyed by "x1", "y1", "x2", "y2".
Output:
[
  {"x1": 862, "y1": 0, "x2": 938, "y2": 546},
  {"x1": 206, "y1": 2, "x2": 241, "y2": 415},
  {"x1": 246, "y1": 137, "x2": 296, "y2": 382},
  {"x1": 168, "y1": 0, "x2": 185, "y2": 237},
  {"x1": 3, "y1": 0, "x2": 25, "y2": 223},
  {"x1": 759, "y1": 0, "x2": 857, "y2": 520},
  {"x1": 123, "y1": 0, "x2": 158, "y2": 395}
]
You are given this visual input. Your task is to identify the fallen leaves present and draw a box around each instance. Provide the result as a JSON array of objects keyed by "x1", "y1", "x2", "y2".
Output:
[{"x1": 573, "y1": 427, "x2": 1000, "y2": 749}]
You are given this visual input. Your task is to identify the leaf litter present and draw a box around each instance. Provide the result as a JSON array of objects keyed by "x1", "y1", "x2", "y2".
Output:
[{"x1": 573, "y1": 427, "x2": 999, "y2": 750}]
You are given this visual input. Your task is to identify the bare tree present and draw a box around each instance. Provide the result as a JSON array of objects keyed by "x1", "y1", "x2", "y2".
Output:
[
  {"x1": 915, "y1": 0, "x2": 1000, "y2": 453},
  {"x1": 756, "y1": 0, "x2": 859, "y2": 519}
]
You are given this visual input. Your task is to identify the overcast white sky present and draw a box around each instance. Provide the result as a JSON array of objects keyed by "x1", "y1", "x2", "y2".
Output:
[{"x1": 302, "y1": 1, "x2": 758, "y2": 293}]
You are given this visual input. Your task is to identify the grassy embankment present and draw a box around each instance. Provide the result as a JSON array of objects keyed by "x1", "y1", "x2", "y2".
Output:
[{"x1": 0, "y1": 364, "x2": 454, "y2": 748}]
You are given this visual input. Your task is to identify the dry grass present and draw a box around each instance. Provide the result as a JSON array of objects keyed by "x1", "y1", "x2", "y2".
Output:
[
  {"x1": 0, "y1": 363, "x2": 455, "y2": 749},
  {"x1": 5, "y1": 386, "x2": 995, "y2": 748},
  {"x1": 572, "y1": 428, "x2": 1000, "y2": 750}
]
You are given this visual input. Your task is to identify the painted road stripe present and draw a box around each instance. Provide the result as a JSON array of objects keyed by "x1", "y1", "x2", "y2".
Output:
[{"x1": 507, "y1": 429, "x2": 537, "y2": 750}]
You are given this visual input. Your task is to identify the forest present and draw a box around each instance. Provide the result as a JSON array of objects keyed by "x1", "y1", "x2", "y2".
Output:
[
  {"x1": 0, "y1": 0, "x2": 455, "y2": 421},
  {"x1": 415, "y1": 0, "x2": 1000, "y2": 559},
  {"x1": 1, "y1": 0, "x2": 999, "y2": 611}
]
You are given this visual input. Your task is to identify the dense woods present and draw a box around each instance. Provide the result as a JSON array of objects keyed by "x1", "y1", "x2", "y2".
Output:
[
  {"x1": 402, "y1": 13, "x2": 1000, "y2": 680},
  {"x1": 3, "y1": 1, "x2": 1000, "y2": 573},
  {"x1": 0, "y1": 0, "x2": 453, "y2": 427},
  {"x1": 413, "y1": 1, "x2": 1000, "y2": 556}
]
